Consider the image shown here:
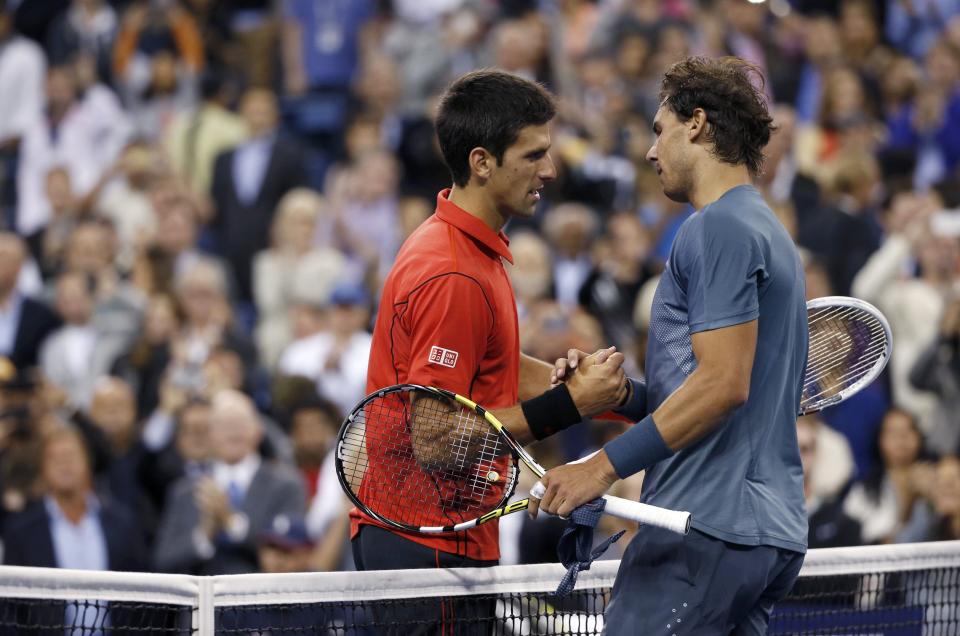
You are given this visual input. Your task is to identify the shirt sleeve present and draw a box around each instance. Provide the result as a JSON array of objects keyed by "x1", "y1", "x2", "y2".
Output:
[
  {"x1": 402, "y1": 273, "x2": 495, "y2": 395},
  {"x1": 682, "y1": 213, "x2": 767, "y2": 334}
]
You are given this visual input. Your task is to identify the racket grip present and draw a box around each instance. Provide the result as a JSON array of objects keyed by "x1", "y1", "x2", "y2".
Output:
[{"x1": 600, "y1": 494, "x2": 691, "y2": 535}]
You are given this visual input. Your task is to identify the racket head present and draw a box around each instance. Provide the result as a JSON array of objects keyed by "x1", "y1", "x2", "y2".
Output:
[
  {"x1": 335, "y1": 384, "x2": 520, "y2": 533},
  {"x1": 800, "y1": 296, "x2": 892, "y2": 415}
]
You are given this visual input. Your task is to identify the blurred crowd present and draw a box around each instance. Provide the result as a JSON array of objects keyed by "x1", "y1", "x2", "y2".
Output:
[{"x1": 0, "y1": 0, "x2": 957, "y2": 578}]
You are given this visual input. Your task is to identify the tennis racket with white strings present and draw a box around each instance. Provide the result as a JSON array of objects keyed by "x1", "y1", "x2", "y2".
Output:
[
  {"x1": 800, "y1": 296, "x2": 892, "y2": 415},
  {"x1": 335, "y1": 384, "x2": 692, "y2": 536}
]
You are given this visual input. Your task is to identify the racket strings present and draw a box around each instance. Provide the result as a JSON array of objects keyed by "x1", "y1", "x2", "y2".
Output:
[
  {"x1": 801, "y1": 307, "x2": 889, "y2": 410},
  {"x1": 805, "y1": 316, "x2": 886, "y2": 380},
  {"x1": 340, "y1": 389, "x2": 511, "y2": 528}
]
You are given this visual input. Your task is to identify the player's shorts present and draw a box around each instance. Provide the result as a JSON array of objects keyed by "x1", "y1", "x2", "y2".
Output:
[
  {"x1": 603, "y1": 526, "x2": 804, "y2": 635},
  {"x1": 352, "y1": 525, "x2": 497, "y2": 636}
]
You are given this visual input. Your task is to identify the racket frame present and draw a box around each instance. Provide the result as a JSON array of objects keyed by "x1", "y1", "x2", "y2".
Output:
[
  {"x1": 800, "y1": 296, "x2": 893, "y2": 415},
  {"x1": 337, "y1": 384, "x2": 692, "y2": 535}
]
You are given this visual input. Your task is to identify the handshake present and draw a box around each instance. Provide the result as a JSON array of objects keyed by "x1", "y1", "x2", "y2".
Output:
[{"x1": 550, "y1": 346, "x2": 631, "y2": 419}]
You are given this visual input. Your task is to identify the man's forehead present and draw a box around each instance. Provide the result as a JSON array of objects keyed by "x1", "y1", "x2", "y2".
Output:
[{"x1": 514, "y1": 123, "x2": 552, "y2": 146}]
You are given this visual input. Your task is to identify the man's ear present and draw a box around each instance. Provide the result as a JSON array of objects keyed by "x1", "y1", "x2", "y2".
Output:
[
  {"x1": 468, "y1": 147, "x2": 494, "y2": 181},
  {"x1": 687, "y1": 107, "x2": 709, "y2": 143}
]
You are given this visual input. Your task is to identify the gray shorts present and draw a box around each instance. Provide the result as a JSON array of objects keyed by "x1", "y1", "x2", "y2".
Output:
[{"x1": 603, "y1": 527, "x2": 804, "y2": 636}]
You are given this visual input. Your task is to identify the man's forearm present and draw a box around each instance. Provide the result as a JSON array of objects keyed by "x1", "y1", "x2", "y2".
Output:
[
  {"x1": 604, "y1": 367, "x2": 746, "y2": 478},
  {"x1": 518, "y1": 353, "x2": 554, "y2": 401}
]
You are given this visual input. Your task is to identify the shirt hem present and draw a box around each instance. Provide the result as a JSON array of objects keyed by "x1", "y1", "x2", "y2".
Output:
[
  {"x1": 688, "y1": 308, "x2": 759, "y2": 334},
  {"x1": 690, "y1": 519, "x2": 807, "y2": 554}
]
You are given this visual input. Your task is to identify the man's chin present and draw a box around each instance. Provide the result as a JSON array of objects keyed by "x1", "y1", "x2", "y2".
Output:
[{"x1": 663, "y1": 187, "x2": 689, "y2": 204}]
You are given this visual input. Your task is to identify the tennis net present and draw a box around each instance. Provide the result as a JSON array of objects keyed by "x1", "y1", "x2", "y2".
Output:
[{"x1": 0, "y1": 541, "x2": 958, "y2": 634}]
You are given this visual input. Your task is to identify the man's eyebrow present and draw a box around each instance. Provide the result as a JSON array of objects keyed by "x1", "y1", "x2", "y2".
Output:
[{"x1": 524, "y1": 145, "x2": 551, "y2": 158}]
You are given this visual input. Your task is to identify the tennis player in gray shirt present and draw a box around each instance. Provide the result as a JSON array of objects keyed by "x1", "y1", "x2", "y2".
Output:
[{"x1": 534, "y1": 56, "x2": 809, "y2": 635}]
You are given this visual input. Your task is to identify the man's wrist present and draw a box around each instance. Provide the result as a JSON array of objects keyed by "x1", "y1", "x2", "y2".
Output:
[
  {"x1": 521, "y1": 383, "x2": 582, "y2": 441},
  {"x1": 603, "y1": 414, "x2": 673, "y2": 479},
  {"x1": 614, "y1": 378, "x2": 648, "y2": 421}
]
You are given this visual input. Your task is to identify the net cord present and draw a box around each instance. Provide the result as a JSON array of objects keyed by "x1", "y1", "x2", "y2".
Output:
[{"x1": 1, "y1": 542, "x2": 958, "y2": 611}]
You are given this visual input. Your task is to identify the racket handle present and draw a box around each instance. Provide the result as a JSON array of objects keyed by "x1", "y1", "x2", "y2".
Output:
[
  {"x1": 600, "y1": 494, "x2": 691, "y2": 535},
  {"x1": 529, "y1": 482, "x2": 691, "y2": 535}
]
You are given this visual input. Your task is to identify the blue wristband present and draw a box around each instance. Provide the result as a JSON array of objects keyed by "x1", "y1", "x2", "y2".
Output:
[
  {"x1": 603, "y1": 414, "x2": 673, "y2": 479},
  {"x1": 614, "y1": 378, "x2": 647, "y2": 421}
]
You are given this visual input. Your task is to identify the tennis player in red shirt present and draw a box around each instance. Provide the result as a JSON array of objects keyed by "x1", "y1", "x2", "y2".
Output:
[{"x1": 351, "y1": 70, "x2": 628, "y2": 590}]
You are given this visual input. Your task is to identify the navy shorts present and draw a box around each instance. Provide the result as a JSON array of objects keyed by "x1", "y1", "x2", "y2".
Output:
[
  {"x1": 352, "y1": 525, "x2": 497, "y2": 636},
  {"x1": 603, "y1": 527, "x2": 804, "y2": 636}
]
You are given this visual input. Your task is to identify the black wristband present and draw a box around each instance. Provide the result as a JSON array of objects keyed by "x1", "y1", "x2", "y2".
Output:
[{"x1": 521, "y1": 383, "x2": 582, "y2": 441}]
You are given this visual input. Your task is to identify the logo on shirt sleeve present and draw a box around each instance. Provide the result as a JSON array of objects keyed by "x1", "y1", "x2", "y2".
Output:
[{"x1": 428, "y1": 346, "x2": 459, "y2": 369}]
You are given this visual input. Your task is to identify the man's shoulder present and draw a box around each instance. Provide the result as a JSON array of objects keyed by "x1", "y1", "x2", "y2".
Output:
[{"x1": 4, "y1": 36, "x2": 44, "y2": 64}]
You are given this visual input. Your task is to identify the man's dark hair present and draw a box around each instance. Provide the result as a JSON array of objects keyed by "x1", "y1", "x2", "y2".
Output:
[
  {"x1": 659, "y1": 56, "x2": 774, "y2": 175},
  {"x1": 436, "y1": 69, "x2": 556, "y2": 187}
]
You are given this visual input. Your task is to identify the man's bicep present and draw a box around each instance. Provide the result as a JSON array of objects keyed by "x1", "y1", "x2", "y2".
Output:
[
  {"x1": 686, "y1": 219, "x2": 765, "y2": 331},
  {"x1": 691, "y1": 320, "x2": 758, "y2": 393},
  {"x1": 404, "y1": 274, "x2": 494, "y2": 394}
]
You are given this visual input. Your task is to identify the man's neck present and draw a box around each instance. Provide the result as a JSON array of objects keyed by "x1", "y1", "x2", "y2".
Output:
[
  {"x1": 52, "y1": 492, "x2": 88, "y2": 524},
  {"x1": 688, "y1": 161, "x2": 753, "y2": 211},
  {"x1": 0, "y1": 288, "x2": 16, "y2": 309},
  {"x1": 447, "y1": 185, "x2": 505, "y2": 232}
]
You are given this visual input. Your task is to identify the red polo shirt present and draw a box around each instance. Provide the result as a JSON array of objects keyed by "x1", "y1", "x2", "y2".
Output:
[{"x1": 350, "y1": 190, "x2": 520, "y2": 560}]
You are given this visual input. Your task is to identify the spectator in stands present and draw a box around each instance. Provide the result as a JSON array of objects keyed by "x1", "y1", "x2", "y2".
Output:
[
  {"x1": 853, "y1": 192, "x2": 952, "y2": 436},
  {"x1": 0, "y1": 233, "x2": 60, "y2": 370},
  {"x1": 163, "y1": 67, "x2": 246, "y2": 197},
  {"x1": 257, "y1": 513, "x2": 315, "y2": 574},
  {"x1": 17, "y1": 66, "x2": 128, "y2": 238},
  {"x1": 45, "y1": 0, "x2": 119, "y2": 83},
  {"x1": 153, "y1": 194, "x2": 217, "y2": 284},
  {"x1": 153, "y1": 389, "x2": 305, "y2": 575},
  {"x1": 112, "y1": 0, "x2": 204, "y2": 140},
  {"x1": 795, "y1": 15, "x2": 846, "y2": 124},
  {"x1": 40, "y1": 271, "x2": 131, "y2": 409},
  {"x1": 541, "y1": 202, "x2": 599, "y2": 309},
  {"x1": 323, "y1": 148, "x2": 401, "y2": 286},
  {"x1": 928, "y1": 455, "x2": 960, "y2": 541},
  {"x1": 210, "y1": 87, "x2": 309, "y2": 303},
  {"x1": 276, "y1": 283, "x2": 371, "y2": 418},
  {"x1": 111, "y1": 292, "x2": 180, "y2": 418},
  {"x1": 911, "y1": 293, "x2": 960, "y2": 455},
  {"x1": 0, "y1": 0, "x2": 46, "y2": 227},
  {"x1": 90, "y1": 140, "x2": 159, "y2": 270},
  {"x1": 579, "y1": 212, "x2": 657, "y2": 353},
  {"x1": 843, "y1": 408, "x2": 936, "y2": 544},
  {"x1": 39, "y1": 167, "x2": 84, "y2": 278},
  {"x1": 141, "y1": 395, "x2": 211, "y2": 512},
  {"x1": 2, "y1": 425, "x2": 145, "y2": 571},
  {"x1": 280, "y1": 0, "x2": 375, "y2": 98},
  {"x1": 173, "y1": 257, "x2": 255, "y2": 374},
  {"x1": 288, "y1": 398, "x2": 350, "y2": 571},
  {"x1": 799, "y1": 415, "x2": 856, "y2": 504},
  {"x1": 61, "y1": 220, "x2": 145, "y2": 358},
  {"x1": 81, "y1": 377, "x2": 156, "y2": 536},
  {"x1": 508, "y1": 231, "x2": 554, "y2": 319},
  {"x1": 253, "y1": 188, "x2": 346, "y2": 368},
  {"x1": 798, "y1": 415, "x2": 862, "y2": 548}
]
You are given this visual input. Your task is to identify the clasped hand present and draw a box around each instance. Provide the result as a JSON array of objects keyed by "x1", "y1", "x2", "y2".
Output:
[{"x1": 555, "y1": 346, "x2": 628, "y2": 417}]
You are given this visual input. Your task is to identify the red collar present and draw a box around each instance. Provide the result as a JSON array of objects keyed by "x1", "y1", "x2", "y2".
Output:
[{"x1": 435, "y1": 189, "x2": 513, "y2": 265}]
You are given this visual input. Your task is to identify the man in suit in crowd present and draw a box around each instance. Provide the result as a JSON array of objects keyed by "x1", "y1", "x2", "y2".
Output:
[
  {"x1": 1, "y1": 425, "x2": 145, "y2": 570},
  {"x1": 153, "y1": 389, "x2": 305, "y2": 574},
  {"x1": 0, "y1": 232, "x2": 59, "y2": 369},
  {"x1": 210, "y1": 88, "x2": 309, "y2": 303}
]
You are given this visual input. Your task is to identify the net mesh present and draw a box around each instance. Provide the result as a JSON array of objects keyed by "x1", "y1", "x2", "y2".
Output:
[{"x1": 1, "y1": 542, "x2": 958, "y2": 635}]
